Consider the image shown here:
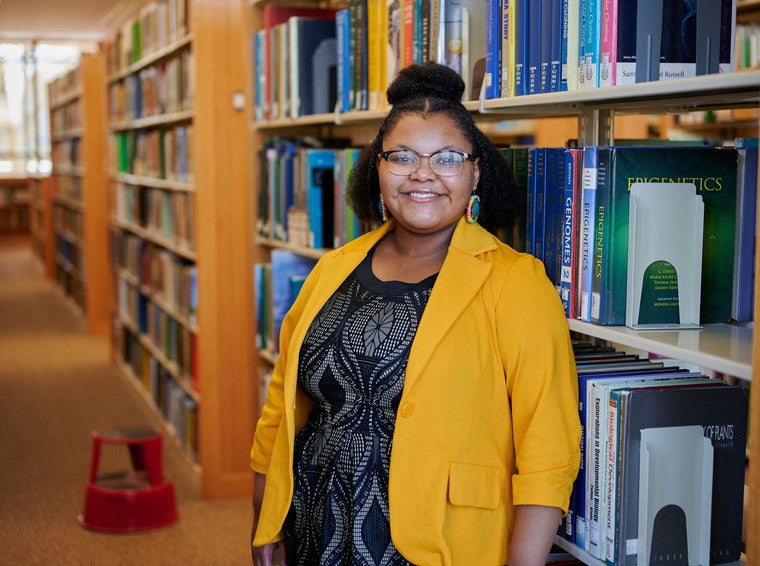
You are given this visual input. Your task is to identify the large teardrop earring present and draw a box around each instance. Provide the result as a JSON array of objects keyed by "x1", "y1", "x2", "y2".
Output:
[
  {"x1": 465, "y1": 193, "x2": 481, "y2": 223},
  {"x1": 378, "y1": 194, "x2": 390, "y2": 222}
]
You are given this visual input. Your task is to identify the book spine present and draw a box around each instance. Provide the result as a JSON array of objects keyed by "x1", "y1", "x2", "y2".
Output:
[
  {"x1": 502, "y1": 0, "x2": 515, "y2": 97},
  {"x1": 539, "y1": 0, "x2": 553, "y2": 93},
  {"x1": 565, "y1": 0, "x2": 580, "y2": 90},
  {"x1": 578, "y1": 146, "x2": 598, "y2": 322},
  {"x1": 614, "y1": 0, "x2": 636, "y2": 85},
  {"x1": 527, "y1": 0, "x2": 542, "y2": 94},
  {"x1": 485, "y1": 0, "x2": 502, "y2": 98},
  {"x1": 590, "y1": 146, "x2": 611, "y2": 324},
  {"x1": 582, "y1": 0, "x2": 601, "y2": 88},
  {"x1": 598, "y1": 0, "x2": 616, "y2": 86},
  {"x1": 336, "y1": 9, "x2": 352, "y2": 113},
  {"x1": 549, "y1": 0, "x2": 563, "y2": 92},
  {"x1": 513, "y1": 0, "x2": 528, "y2": 95},
  {"x1": 560, "y1": 148, "x2": 579, "y2": 317},
  {"x1": 577, "y1": 0, "x2": 587, "y2": 88},
  {"x1": 605, "y1": 388, "x2": 624, "y2": 565}
]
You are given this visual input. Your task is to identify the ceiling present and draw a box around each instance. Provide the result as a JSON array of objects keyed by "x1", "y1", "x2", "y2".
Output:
[{"x1": 0, "y1": 0, "x2": 141, "y2": 42}]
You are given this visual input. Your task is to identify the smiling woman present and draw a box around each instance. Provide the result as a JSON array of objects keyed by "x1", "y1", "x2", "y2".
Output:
[{"x1": 250, "y1": 62, "x2": 581, "y2": 566}]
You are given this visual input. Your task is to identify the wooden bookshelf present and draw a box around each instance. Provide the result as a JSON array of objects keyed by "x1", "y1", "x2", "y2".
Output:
[
  {"x1": 104, "y1": 0, "x2": 256, "y2": 499},
  {"x1": 29, "y1": 175, "x2": 55, "y2": 277},
  {"x1": 244, "y1": 1, "x2": 759, "y2": 562},
  {"x1": 0, "y1": 178, "x2": 31, "y2": 234},
  {"x1": 47, "y1": 52, "x2": 111, "y2": 334}
]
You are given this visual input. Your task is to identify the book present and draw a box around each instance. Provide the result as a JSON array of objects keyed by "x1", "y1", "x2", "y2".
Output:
[
  {"x1": 580, "y1": 0, "x2": 601, "y2": 88},
  {"x1": 732, "y1": 137, "x2": 758, "y2": 322},
  {"x1": 485, "y1": 0, "x2": 502, "y2": 98},
  {"x1": 614, "y1": 0, "x2": 637, "y2": 85},
  {"x1": 577, "y1": 145, "x2": 601, "y2": 322},
  {"x1": 598, "y1": 0, "x2": 617, "y2": 86},
  {"x1": 527, "y1": 0, "x2": 542, "y2": 94},
  {"x1": 560, "y1": 148, "x2": 582, "y2": 318},
  {"x1": 336, "y1": 9, "x2": 352, "y2": 113},
  {"x1": 502, "y1": 0, "x2": 516, "y2": 97},
  {"x1": 589, "y1": 146, "x2": 738, "y2": 326},
  {"x1": 625, "y1": 182, "x2": 704, "y2": 328},
  {"x1": 615, "y1": 384, "x2": 748, "y2": 565},
  {"x1": 312, "y1": 36, "x2": 338, "y2": 115},
  {"x1": 262, "y1": 5, "x2": 336, "y2": 120},
  {"x1": 513, "y1": 0, "x2": 529, "y2": 95},
  {"x1": 564, "y1": 0, "x2": 580, "y2": 91},
  {"x1": 289, "y1": 16, "x2": 337, "y2": 117},
  {"x1": 305, "y1": 149, "x2": 336, "y2": 249},
  {"x1": 270, "y1": 250, "x2": 317, "y2": 353},
  {"x1": 549, "y1": 0, "x2": 564, "y2": 92}
]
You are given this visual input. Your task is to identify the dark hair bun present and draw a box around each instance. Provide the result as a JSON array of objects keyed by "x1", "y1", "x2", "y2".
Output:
[{"x1": 387, "y1": 62, "x2": 465, "y2": 106}]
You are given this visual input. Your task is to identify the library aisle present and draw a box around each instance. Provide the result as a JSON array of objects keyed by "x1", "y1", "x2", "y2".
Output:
[{"x1": 0, "y1": 235, "x2": 251, "y2": 565}]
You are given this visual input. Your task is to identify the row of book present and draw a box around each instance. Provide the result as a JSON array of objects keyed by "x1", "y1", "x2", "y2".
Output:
[
  {"x1": 256, "y1": 138, "x2": 756, "y2": 326},
  {"x1": 107, "y1": 0, "x2": 191, "y2": 75},
  {"x1": 51, "y1": 174, "x2": 82, "y2": 203},
  {"x1": 562, "y1": 341, "x2": 748, "y2": 565},
  {"x1": 116, "y1": 277, "x2": 197, "y2": 391},
  {"x1": 117, "y1": 324, "x2": 198, "y2": 460},
  {"x1": 256, "y1": 139, "x2": 368, "y2": 251},
  {"x1": 55, "y1": 262, "x2": 84, "y2": 308},
  {"x1": 736, "y1": 23, "x2": 760, "y2": 72},
  {"x1": 111, "y1": 125, "x2": 194, "y2": 184},
  {"x1": 52, "y1": 137, "x2": 81, "y2": 170},
  {"x1": 50, "y1": 100, "x2": 82, "y2": 137},
  {"x1": 109, "y1": 49, "x2": 194, "y2": 123},
  {"x1": 52, "y1": 205, "x2": 83, "y2": 243},
  {"x1": 253, "y1": 1, "x2": 738, "y2": 122},
  {"x1": 253, "y1": 250, "x2": 316, "y2": 357},
  {"x1": 112, "y1": 183, "x2": 196, "y2": 255},
  {"x1": 48, "y1": 65, "x2": 81, "y2": 106},
  {"x1": 112, "y1": 231, "x2": 197, "y2": 327}
]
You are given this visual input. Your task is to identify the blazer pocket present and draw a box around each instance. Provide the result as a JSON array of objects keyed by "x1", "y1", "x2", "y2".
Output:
[{"x1": 447, "y1": 461, "x2": 504, "y2": 509}]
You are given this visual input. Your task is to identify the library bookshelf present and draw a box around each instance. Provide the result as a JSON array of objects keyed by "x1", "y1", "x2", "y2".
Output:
[
  {"x1": 245, "y1": 0, "x2": 759, "y2": 562},
  {"x1": 0, "y1": 178, "x2": 31, "y2": 234},
  {"x1": 103, "y1": 0, "x2": 256, "y2": 499},
  {"x1": 47, "y1": 52, "x2": 111, "y2": 335},
  {"x1": 29, "y1": 175, "x2": 56, "y2": 279}
]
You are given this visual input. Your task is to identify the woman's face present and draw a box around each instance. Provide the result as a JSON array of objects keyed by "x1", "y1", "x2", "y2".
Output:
[{"x1": 377, "y1": 113, "x2": 480, "y2": 236}]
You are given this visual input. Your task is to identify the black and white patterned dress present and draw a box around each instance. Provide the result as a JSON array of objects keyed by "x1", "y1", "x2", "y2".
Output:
[{"x1": 283, "y1": 250, "x2": 435, "y2": 566}]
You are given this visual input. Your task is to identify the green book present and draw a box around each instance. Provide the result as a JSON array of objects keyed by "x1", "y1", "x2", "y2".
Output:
[{"x1": 591, "y1": 146, "x2": 737, "y2": 325}]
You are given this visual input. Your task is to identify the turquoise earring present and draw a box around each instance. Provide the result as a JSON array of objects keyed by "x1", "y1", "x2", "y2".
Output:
[{"x1": 465, "y1": 193, "x2": 480, "y2": 223}]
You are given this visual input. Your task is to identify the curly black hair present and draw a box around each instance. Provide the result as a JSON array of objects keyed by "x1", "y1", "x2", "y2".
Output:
[{"x1": 346, "y1": 62, "x2": 518, "y2": 236}]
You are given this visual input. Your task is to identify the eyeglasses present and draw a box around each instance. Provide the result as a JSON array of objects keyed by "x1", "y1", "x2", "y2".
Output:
[{"x1": 379, "y1": 149, "x2": 476, "y2": 177}]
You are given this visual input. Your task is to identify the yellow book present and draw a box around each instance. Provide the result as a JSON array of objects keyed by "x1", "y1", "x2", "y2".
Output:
[{"x1": 367, "y1": 0, "x2": 382, "y2": 110}]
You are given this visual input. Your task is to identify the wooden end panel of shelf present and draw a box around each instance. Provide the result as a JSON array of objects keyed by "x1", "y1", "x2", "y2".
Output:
[
  {"x1": 193, "y1": 0, "x2": 257, "y2": 498},
  {"x1": 80, "y1": 52, "x2": 112, "y2": 337}
]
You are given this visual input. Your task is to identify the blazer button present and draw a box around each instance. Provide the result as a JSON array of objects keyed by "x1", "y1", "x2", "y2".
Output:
[{"x1": 400, "y1": 402, "x2": 415, "y2": 418}]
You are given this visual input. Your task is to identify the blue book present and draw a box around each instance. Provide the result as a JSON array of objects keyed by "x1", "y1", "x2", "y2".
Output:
[
  {"x1": 543, "y1": 147, "x2": 566, "y2": 288},
  {"x1": 559, "y1": 0, "x2": 570, "y2": 91},
  {"x1": 335, "y1": 9, "x2": 352, "y2": 113},
  {"x1": 549, "y1": 0, "x2": 564, "y2": 92},
  {"x1": 485, "y1": 0, "x2": 502, "y2": 99},
  {"x1": 578, "y1": 146, "x2": 599, "y2": 322},
  {"x1": 289, "y1": 16, "x2": 337, "y2": 117},
  {"x1": 527, "y1": 0, "x2": 542, "y2": 94},
  {"x1": 513, "y1": 0, "x2": 529, "y2": 95},
  {"x1": 539, "y1": 0, "x2": 553, "y2": 93},
  {"x1": 732, "y1": 138, "x2": 758, "y2": 322},
  {"x1": 526, "y1": 147, "x2": 545, "y2": 256},
  {"x1": 253, "y1": 30, "x2": 267, "y2": 121},
  {"x1": 560, "y1": 148, "x2": 582, "y2": 318},
  {"x1": 271, "y1": 250, "x2": 316, "y2": 353},
  {"x1": 306, "y1": 149, "x2": 336, "y2": 249}
]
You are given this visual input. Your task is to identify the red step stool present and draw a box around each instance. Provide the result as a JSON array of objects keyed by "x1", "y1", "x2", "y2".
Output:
[{"x1": 78, "y1": 426, "x2": 178, "y2": 532}]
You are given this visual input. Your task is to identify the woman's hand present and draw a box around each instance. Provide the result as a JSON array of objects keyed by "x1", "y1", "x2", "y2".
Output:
[
  {"x1": 252, "y1": 540, "x2": 287, "y2": 566},
  {"x1": 251, "y1": 472, "x2": 288, "y2": 565}
]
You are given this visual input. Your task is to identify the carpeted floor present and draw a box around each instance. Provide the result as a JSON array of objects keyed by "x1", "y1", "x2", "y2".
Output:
[{"x1": 0, "y1": 235, "x2": 252, "y2": 565}]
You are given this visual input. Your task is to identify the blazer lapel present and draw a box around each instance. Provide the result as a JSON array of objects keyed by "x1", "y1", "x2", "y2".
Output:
[{"x1": 404, "y1": 220, "x2": 497, "y2": 389}]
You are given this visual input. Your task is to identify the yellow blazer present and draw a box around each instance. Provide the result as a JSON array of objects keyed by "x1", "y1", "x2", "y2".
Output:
[{"x1": 251, "y1": 218, "x2": 581, "y2": 565}]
